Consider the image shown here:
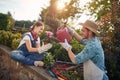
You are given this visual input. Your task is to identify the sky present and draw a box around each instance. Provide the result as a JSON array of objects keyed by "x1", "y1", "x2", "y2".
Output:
[
  {"x1": 0, "y1": 0, "x2": 92, "y2": 25},
  {"x1": 0, "y1": 0, "x2": 50, "y2": 21}
]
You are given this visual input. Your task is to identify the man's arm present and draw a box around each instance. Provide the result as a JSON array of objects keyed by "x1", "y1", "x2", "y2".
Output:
[
  {"x1": 67, "y1": 48, "x2": 76, "y2": 64},
  {"x1": 75, "y1": 46, "x2": 96, "y2": 64},
  {"x1": 67, "y1": 27, "x2": 82, "y2": 42},
  {"x1": 66, "y1": 42, "x2": 96, "y2": 64},
  {"x1": 72, "y1": 31, "x2": 82, "y2": 42}
]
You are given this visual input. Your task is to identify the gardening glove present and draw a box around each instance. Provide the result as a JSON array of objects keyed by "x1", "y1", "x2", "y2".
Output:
[
  {"x1": 38, "y1": 43, "x2": 52, "y2": 53},
  {"x1": 60, "y1": 39, "x2": 72, "y2": 51}
]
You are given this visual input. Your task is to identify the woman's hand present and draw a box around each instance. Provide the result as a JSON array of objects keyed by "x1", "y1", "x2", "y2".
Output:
[{"x1": 38, "y1": 43, "x2": 52, "y2": 53}]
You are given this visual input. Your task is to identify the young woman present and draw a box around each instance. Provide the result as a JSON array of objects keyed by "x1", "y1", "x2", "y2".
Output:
[{"x1": 10, "y1": 21, "x2": 52, "y2": 67}]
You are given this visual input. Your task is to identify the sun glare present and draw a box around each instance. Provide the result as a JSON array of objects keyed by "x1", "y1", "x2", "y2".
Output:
[
  {"x1": 57, "y1": 0, "x2": 71, "y2": 10},
  {"x1": 79, "y1": 0, "x2": 92, "y2": 7}
]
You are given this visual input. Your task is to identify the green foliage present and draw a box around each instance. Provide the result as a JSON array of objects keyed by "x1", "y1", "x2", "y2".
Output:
[
  {"x1": 0, "y1": 12, "x2": 15, "y2": 30},
  {"x1": 41, "y1": 0, "x2": 82, "y2": 30},
  {"x1": 11, "y1": 38, "x2": 21, "y2": 50},
  {"x1": 0, "y1": 30, "x2": 21, "y2": 49},
  {"x1": 12, "y1": 33, "x2": 22, "y2": 39},
  {"x1": 62, "y1": 70, "x2": 81, "y2": 80},
  {"x1": 0, "y1": 13, "x2": 10, "y2": 30},
  {"x1": 5, "y1": 31, "x2": 14, "y2": 46},
  {"x1": 104, "y1": 21, "x2": 120, "y2": 80},
  {"x1": 89, "y1": 0, "x2": 120, "y2": 80},
  {"x1": 7, "y1": 11, "x2": 15, "y2": 28},
  {"x1": 44, "y1": 52, "x2": 55, "y2": 69},
  {"x1": 11, "y1": 33, "x2": 22, "y2": 49},
  {"x1": 0, "y1": 30, "x2": 7, "y2": 44},
  {"x1": 88, "y1": 0, "x2": 112, "y2": 20},
  {"x1": 48, "y1": 41, "x2": 70, "y2": 62},
  {"x1": 15, "y1": 20, "x2": 34, "y2": 28},
  {"x1": 0, "y1": 30, "x2": 12, "y2": 45},
  {"x1": 40, "y1": 31, "x2": 53, "y2": 44},
  {"x1": 70, "y1": 38, "x2": 84, "y2": 54}
]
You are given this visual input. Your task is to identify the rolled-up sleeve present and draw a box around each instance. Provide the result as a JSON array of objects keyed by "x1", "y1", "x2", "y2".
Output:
[{"x1": 75, "y1": 44, "x2": 96, "y2": 64}]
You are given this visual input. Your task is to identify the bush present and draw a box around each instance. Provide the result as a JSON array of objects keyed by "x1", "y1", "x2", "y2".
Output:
[
  {"x1": 44, "y1": 52, "x2": 55, "y2": 69},
  {"x1": 0, "y1": 30, "x2": 8, "y2": 45},
  {"x1": 11, "y1": 38, "x2": 21, "y2": 50},
  {"x1": 0, "y1": 30, "x2": 21, "y2": 49}
]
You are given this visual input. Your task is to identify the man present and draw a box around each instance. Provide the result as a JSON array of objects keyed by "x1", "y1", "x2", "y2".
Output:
[{"x1": 60, "y1": 20, "x2": 109, "y2": 80}]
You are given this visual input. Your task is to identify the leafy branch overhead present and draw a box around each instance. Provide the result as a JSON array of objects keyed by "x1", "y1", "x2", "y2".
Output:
[{"x1": 40, "y1": 0, "x2": 82, "y2": 32}]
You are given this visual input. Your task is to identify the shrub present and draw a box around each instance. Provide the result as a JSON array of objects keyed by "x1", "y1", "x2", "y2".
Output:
[
  {"x1": 44, "y1": 52, "x2": 55, "y2": 69},
  {"x1": 0, "y1": 30, "x2": 21, "y2": 49},
  {"x1": 11, "y1": 38, "x2": 21, "y2": 50}
]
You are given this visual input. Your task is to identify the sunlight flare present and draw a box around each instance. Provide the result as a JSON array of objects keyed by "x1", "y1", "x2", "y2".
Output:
[{"x1": 57, "y1": 0, "x2": 71, "y2": 10}]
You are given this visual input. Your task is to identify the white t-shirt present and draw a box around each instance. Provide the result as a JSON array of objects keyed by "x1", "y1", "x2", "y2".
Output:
[{"x1": 18, "y1": 32, "x2": 40, "y2": 48}]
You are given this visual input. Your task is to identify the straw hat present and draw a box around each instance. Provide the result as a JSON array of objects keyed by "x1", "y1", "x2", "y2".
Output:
[{"x1": 79, "y1": 20, "x2": 100, "y2": 36}]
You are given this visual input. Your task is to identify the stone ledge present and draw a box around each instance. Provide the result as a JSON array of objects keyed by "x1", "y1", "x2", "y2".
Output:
[{"x1": 0, "y1": 44, "x2": 57, "y2": 80}]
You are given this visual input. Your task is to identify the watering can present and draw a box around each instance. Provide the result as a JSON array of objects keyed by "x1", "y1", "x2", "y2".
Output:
[{"x1": 46, "y1": 28, "x2": 72, "y2": 42}]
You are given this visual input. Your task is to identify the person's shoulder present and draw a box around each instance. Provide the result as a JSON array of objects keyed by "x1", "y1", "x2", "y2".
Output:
[
  {"x1": 25, "y1": 32, "x2": 31, "y2": 35},
  {"x1": 88, "y1": 38, "x2": 97, "y2": 47},
  {"x1": 80, "y1": 39, "x2": 88, "y2": 45},
  {"x1": 22, "y1": 32, "x2": 32, "y2": 39},
  {"x1": 90, "y1": 37, "x2": 100, "y2": 43},
  {"x1": 90, "y1": 37, "x2": 102, "y2": 49},
  {"x1": 24, "y1": 32, "x2": 32, "y2": 36}
]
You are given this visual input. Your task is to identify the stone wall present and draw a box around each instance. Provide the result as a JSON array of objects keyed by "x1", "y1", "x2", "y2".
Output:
[{"x1": 0, "y1": 45, "x2": 57, "y2": 80}]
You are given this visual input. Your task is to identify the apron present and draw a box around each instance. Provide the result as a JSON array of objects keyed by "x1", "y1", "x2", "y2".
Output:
[{"x1": 83, "y1": 60, "x2": 104, "y2": 80}]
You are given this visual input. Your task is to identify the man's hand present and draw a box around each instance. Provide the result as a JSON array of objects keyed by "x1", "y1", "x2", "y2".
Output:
[
  {"x1": 60, "y1": 39, "x2": 72, "y2": 51},
  {"x1": 38, "y1": 43, "x2": 52, "y2": 53},
  {"x1": 67, "y1": 27, "x2": 75, "y2": 35}
]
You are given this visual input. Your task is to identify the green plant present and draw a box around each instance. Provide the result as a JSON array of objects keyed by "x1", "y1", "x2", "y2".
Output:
[
  {"x1": 44, "y1": 52, "x2": 55, "y2": 69},
  {"x1": 11, "y1": 38, "x2": 21, "y2": 50},
  {"x1": 0, "y1": 30, "x2": 21, "y2": 48}
]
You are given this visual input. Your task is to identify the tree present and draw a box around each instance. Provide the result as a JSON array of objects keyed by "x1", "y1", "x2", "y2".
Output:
[
  {"x1": 0, "y1": 12, "x2": 15, "y2": 31},
  {"x1": 0, "y1": 13, "x2": 10, "y2": 30},
  {"x1": 40, "y1": 0, "x2": 82, "y2": 32},
  {"x1": 15, "y1": 20, "x2": 33, "y2": 28},
  {"x1": 88, "y1": 0, "x2": 112, "y2": 20},
  {"x1": 88, "y1": 0, "x2": 120, "y2": 80},
  {"x1": 7, "y1": 11, "x2": 15, "y2": 28}
]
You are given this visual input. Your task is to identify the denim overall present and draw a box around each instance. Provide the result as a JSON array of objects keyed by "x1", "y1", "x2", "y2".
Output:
[{"x1": 10, "y1": 34, "x2": 46, "y2": 66}]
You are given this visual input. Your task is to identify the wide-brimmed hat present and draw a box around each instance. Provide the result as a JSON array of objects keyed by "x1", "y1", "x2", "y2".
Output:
[{"x1": 79, "y1": 20, "x2": 100, "y2": 36}]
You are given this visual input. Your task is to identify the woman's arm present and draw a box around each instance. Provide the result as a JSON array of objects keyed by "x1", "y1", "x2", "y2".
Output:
[
  {"x1": 36, "y1": 43, "x2": 40, "y2": 48},
  {"x1": 25, "y1": 40, "x2": 38, "y2": 52}
]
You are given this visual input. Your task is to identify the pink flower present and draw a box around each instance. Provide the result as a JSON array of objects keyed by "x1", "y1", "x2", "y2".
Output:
[{"x1": 45, "y1": 31, "x2": 54, "y2": 38}]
